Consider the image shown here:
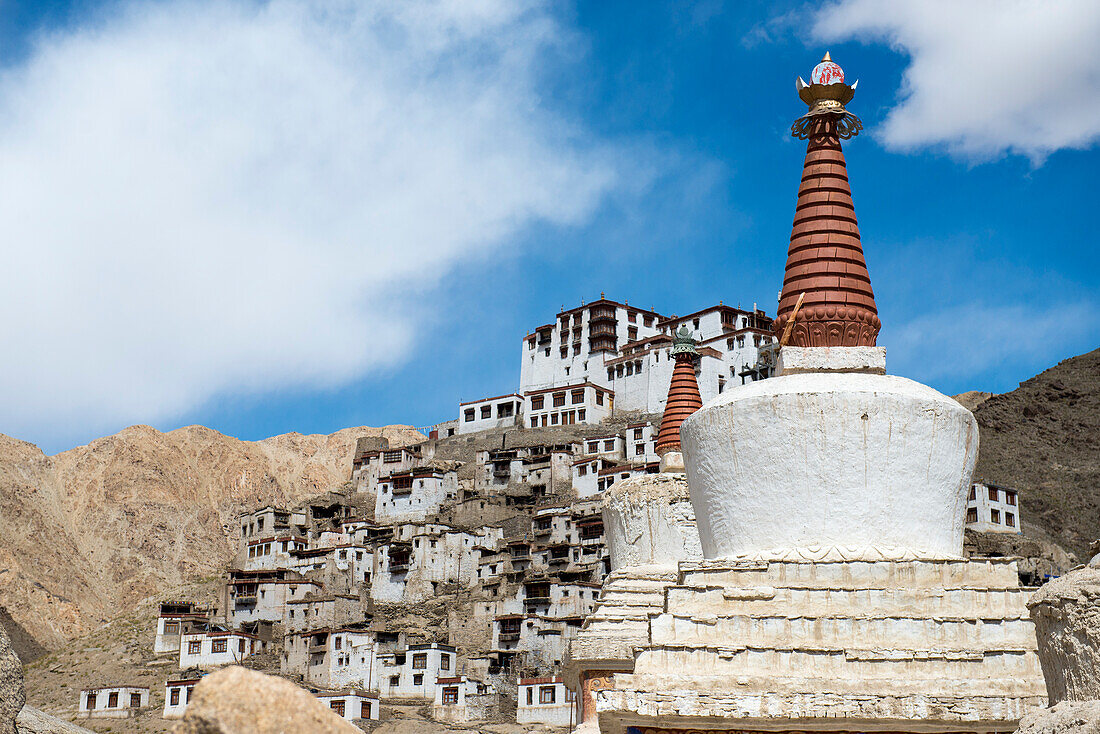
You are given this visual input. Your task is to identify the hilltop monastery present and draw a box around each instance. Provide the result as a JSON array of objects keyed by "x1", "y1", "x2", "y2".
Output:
[{"x1": 74, "y1": 54, "x2": 1045, "y2": 730}]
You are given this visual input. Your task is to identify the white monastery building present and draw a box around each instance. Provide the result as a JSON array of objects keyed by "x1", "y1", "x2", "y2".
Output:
[
  {"x1": 460, "y1": 297, "x2": 774, "y2": 429},
  {"x1": 966, "y1": 481, "x2": 1022, "y2": 534},
  {"x1": 316, "y1": 690, "x2": 380, "y2": 722}
]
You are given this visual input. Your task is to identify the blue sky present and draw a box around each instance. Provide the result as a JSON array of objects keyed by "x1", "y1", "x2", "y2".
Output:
[{"x1": 0, "y1": 0, "x2": 1095, "y2": 454}]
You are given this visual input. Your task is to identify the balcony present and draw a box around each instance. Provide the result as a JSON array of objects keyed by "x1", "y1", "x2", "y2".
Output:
[
  {"x1": 533, "y1": 526, "x2": 551, "y2": 536},
  {"x1": 389, "y1": 561, "x2": 410, "y2": 573},
  {"x1": 590, "y1": 307, "x2": 616, "y2": 323},
  {"x1": 524, "y1": 596, "x2": 551, "y2": 608},
  {"x1": 234, "y1": 594, "x2": 257, "y2": 607},
  {"x1": 498, "y1": 631, "x2": 520, "y2": 642},
  {"x1": 493, "y1": 466, "x2": 511, "y2": 478},
  {"x1": 548, "y1": 555, "x2": 570, "y2": 566}
]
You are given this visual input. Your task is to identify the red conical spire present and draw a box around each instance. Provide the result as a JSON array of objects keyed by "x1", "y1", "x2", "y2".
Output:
[
  {"x1": 656, "y1": 328, "x2": 703, "y2": 456},
  {"x1": 772, "y1": 55, "x2": 880, "y2": 347}
]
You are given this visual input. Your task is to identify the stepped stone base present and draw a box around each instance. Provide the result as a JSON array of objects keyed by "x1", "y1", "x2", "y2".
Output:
[{"x1": 595, "y1": 558, "x2": 1047, "y2": 734}]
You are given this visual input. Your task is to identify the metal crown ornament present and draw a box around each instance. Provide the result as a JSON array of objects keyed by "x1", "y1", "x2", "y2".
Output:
[{"x1": 792, "y1": 52, "x2": 863, "y2": 140}]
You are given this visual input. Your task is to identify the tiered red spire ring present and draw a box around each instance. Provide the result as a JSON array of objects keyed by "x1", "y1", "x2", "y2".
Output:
[
  {"x1": 655, "y1": 328, "x2": 703, "y2": 456},
  {"x1": 772, "y1": 55, "x2": 881, "y2": 348}
]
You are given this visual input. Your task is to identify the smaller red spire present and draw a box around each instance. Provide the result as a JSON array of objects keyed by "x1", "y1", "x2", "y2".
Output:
[{"x1": 656, "y1": 328, "x2": 703, "y2": 456}]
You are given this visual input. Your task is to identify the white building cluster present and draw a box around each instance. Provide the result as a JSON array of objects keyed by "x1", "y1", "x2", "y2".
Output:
[{"x1": 456, "y1": 298, "x2": 776, "y2": 435}]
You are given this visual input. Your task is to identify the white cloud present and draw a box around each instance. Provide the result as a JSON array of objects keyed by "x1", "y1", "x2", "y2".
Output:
[
  {"x1": 0, "y1": 0, "x2": 620, "y2": 444},
  {"x1": 812, "y1": 0, "x2": 1100, "y2": 161}
]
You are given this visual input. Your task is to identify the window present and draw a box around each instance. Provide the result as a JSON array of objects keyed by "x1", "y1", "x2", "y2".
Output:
[
  {"x1": 480, "y1": 405, "x2": 491, "y2": 419},
  {"x1": 635, "y1": 444, "x2": 645, "y2": 456},
  {"x1": 1006, "y1": 512, "x2": 1016, "y2": 527},
  {"x1": 587, "y1": 441, "x2": 598, "y2": 452},
  {"x1": 966, "y1": 507, "x2": 978, "y2": 523},
  {"x1": 186, "y1": 686, "x2": 193, "y2": 703},
  {"x1": 164, "y1": 621, "x2": 180, "y2": 635},
  {"x1": 464, "y1": 408, "x2": 475, "y2": 422},
  {"x1": 595, "y1": 391, "x2": 604, "y2": 406},
  {"x1": 526, "y1": 687, "x2": 533, "y2": 705},
  {"x1": 1006, "y1": 491, "x2": 1017, "y2": 506},
  {"x1": 531, "y1": 395, "x2": 544, "y2": 410},
  {"x1": 413, "y1": 674, "x2": 424, "y2": 685},
  {"x1": 108, "y1": 692, "x2": 119, "y2": 708},
  {"x1": 988, "y1": 486, "x2": 999, "y2": 501},
  {"x1": 633, "y1": 428, "x2": 644, "y2": 440},
  {"x1": 578, "y1": 409, "x2": 586, "y2": 421},
  {"x1": 991, "y1": 509, "x2": 1001, "y2": 524},
  {"x1": 628, "y1": 326, "x2": 638, "y2": 340},
  {"x1": 553, "y1": 392, "x2": 566, "y2": 407},
  {"x1": 443, "y1": 687, "x2": 459, "y2": 705},
  {"x1": 212, "y1": 639, "x2": 227, "y2": 654},
  {"x1": 644, "y1": 315, "x2": 653, "y2": 327},
  {"x1": 604, "y1": 439, "x2": 615, "y2": 451},
  {"x1": 239, "y1": 639, "x2": 247, "y2": 654},
  {"x1": 389, "y1": 676, "x2": 400, "y2": 686},
  {"x1": 170, "y1": 688, "x2": 180, "y2": 706},
  {"x1": 498, "y1": 402, "x2": 514, "y2": 418},
  {"x1": 130, "y1": 693, "x2": 142, "y2": 708},
  {"x1": 440, "y1": 653, "x2": 451, "y2": 671},
  {"x1": 412, "y1": 653, "x2": 428, "y2": 669},
  {"x1": 551, "y1": 413, "x2": 559, "y2": 425},
  {"x1": 628, "y1": 311, "x2": 637, "y2": 323},
  {"x1": 571, "y1": 389, "x2": 584, "y2": 404},
  {"x1": 692, "y1": 318, "x2": 700, "y2": 330},
  {"x1": 578, "y1": 464, "x2": 587, "y2": 476},
  {"x1": 187, "y1": 641, "x2": 201, "y2": 655},
  {"x1": 360, "y1": 701, "x2": 372, "y2": 718},
  {"x1": 540, "y1": 686, "x2": 556, "y2": 704},
  {"x1": 968, "y1": 486, "x2": 976, "y2": 500},
  {"x1": 330, "y1": 699, "x2": 345, "y2": 716},
  {"x1": 86, "y1": 693, "x2": 96, "y2": 710}
]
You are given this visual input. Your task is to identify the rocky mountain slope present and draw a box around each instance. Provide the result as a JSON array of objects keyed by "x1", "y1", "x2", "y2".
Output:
[
  {"x1": 972, "y1": 348, "x2": 1100, "y2": 558},
  {"x1": 0, "y1": 424, "x2": 422, "y2": 649}
]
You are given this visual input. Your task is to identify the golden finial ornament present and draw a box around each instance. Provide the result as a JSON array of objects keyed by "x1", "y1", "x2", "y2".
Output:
[{"x1": 791, "y1": 52, "x2": 862, "y2": 140}]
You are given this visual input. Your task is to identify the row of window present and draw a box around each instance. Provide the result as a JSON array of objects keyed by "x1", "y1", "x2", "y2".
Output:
[
  {"x1": 84, "y1": 692, "x2": 142, "y2": 710},
  {"x1": 186, "y1": 638, "x2": 250, "y2": 655},
  {"x1": 530, "y1": 410, "x2": 587, "y2": 427},
  {"x1": 463, "y1": 401, "x2": 520, "y2": 422},
  {"x1": 966, "y1": 507, "x2": 1017, "y2": 527},
  {"x1": 968, "y1": 485, "x2": 1018, "y2": 505}
]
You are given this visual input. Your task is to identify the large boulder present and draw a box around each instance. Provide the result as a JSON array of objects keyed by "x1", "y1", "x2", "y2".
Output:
[
  {"x1": 172, "y1": 666, "x2": 359, "y2": 734},
  {"x1": 1028, "y1": 565, "x2": 1100, "y2": 703},
  {"x1": 0, "y1": 625, "x2": 25, "y2": 734},
  {"x1": 15, "y1": 707, "x2": 94, "y2": 734},
  {"x1": 1017, "y1": 701, "x2": 1100, "y2": 734}
]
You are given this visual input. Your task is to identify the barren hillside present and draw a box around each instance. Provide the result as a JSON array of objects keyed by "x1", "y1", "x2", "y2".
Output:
[
  {"x1": 972, "y1": 348, "x2": 1100, "y2": 557},
  {"x1": 0, "y1": 423, "x2": 422, "y2": 649}
]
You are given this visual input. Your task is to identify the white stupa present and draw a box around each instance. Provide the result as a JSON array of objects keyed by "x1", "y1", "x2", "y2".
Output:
[{"x1": 566, "y1": 54, "x2": 1046, "y2": 734}]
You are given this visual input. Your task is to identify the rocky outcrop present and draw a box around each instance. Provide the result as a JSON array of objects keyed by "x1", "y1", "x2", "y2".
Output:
[
  {"x1": 1017, "y1": 701, "x2": 1100, "y2": 734},
  {"x1": 172, "y1": 666, "x2": 358, "y2": 733},
  {"x1": 15, "y1": 707, "x2": 94, "y2": 734},
  {"x1": 1, "y1": 625, "x2": 25, "y2": 734},
  {"x1": 1028, "y1": 565, "x2": 1100, "y2": 703}
]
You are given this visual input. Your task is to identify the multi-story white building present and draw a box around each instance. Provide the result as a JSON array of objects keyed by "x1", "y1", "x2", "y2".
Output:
[
  {"x1": 283, "y1": 627, "x2": 380, "y2": 690},
  {"x1": 378, "y1": 643, "x2": 458, "y2": 700},
  {"x1": 225, "y1": 568, "x2": 322, "y2": 627},
  {"x1": 238, "y1": 506, "x2": 307, "y2": 542},
  {"x1": 474, "y1": 443, "x2": 579, "y2": 496},
  {"x1": 352, "y1": 440, "x2": 426, "y2": 496},
  {"x1": 375, "y1": 468, "x2": 458, "y2": 524},
  {"x1": 458, "y1": 394, "x2": 524, "y2": 435},
  {"x1": 571, "y1": 456, "x2": 621, "y2": 499},
  {"x1": 966, "y1": 481, "x2": 1022, "y2": 534},
  {"x1": 517, "y1": 677, "x2": 574, "y2": 726},
  {"x1": 625, "y1": 422, "x2": 658, "y2": 463},
  {"x1": 370, "y1": 524, "x2": 501, "y2": 603},
  {"x1": 520, "y1": 298, "x2": 665, "y2": 395},
  {"x1": 77, "y1": 687, "x2": 149, "y2": 719},
  {"x1": 154, "y1": 602, "x2": 210, "y2": 654}
]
